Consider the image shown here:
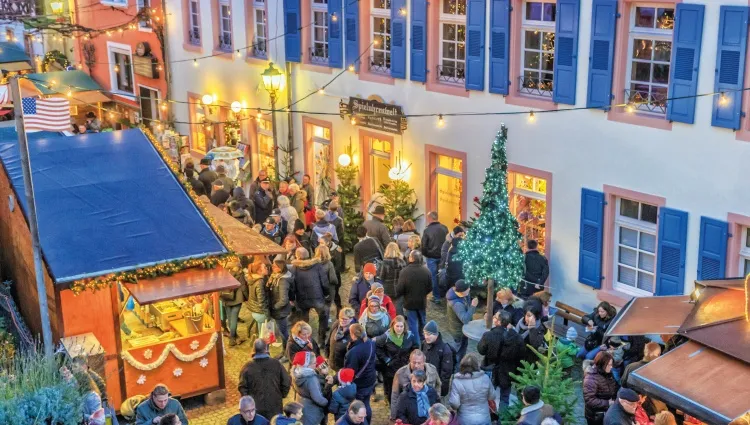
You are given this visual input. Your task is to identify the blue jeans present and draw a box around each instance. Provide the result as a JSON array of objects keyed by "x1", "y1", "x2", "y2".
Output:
[
  {"x1": 455, "y1": 335, "x2": 469, "y2": 364},
  {"x1": 426, "y1": 257, "x2": 441, "y2": 301},
  {"x1": 226, "y1": 304, "x2": 242, "y2": 338},
  {"x1": 247, "y1": 312, "x2": 267, "y2": 340},
  {"x1": 356, "y1": 385, "x2": 374, "y2": 424},
  {"x1": 577, "y1": 346, "x2": 602, "y2": 360},
  {"x1": 276, "y1": 316, "x2": 290, "y2": 350},
  {"x1": 404, "y1": 309, "x2": 426, "y2": 345},
  {"x1": 498, "y1": 385, "x2": 512, "y2": 409}
]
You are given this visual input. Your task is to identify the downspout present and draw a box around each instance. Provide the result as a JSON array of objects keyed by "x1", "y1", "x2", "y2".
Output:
[
  {"x1": 285, "y1": 61, "x2": 295, "y2": 176},
  {"x1": 159, "y1": 0, "x2": 174, "y2": 123}
]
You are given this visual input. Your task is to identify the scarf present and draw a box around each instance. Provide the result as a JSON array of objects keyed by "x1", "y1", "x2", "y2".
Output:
[
  {"x1": 359, "y1": 308, "x2": 388, "y2": 328},
  {"x1": 387, "y1": 330, "x2": 404, "y2": 347},
  {"x1": 293, "y1": 336, "x2": 311, "y2": 349},
  {"x1": 415, "y1": 386, "x2": 429, "y2": 418},
  {"x1": 335, "y1": 322, "x2": 352, "y2": 341}
]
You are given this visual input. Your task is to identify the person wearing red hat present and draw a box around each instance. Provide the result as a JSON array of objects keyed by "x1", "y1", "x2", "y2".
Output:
[
  {"x1": 329, "y1": 368, "x2": 357, "y2": 421},
  {"x1": 291, "y1": 351, "x2": 328, "y2": 425},
  {"x1": 349, "y1": 263, "x2": 381, "y2": 312}
]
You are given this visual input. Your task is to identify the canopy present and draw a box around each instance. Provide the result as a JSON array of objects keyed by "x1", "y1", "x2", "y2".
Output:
[
  {"x1": 605, "y1": 295, "x2": 693, "y2": 337},
  {"x1": 22, "y1": 70, "x2": 111, "y2": 105},
  {"x1": 0, "y1": 128, "x2": 227, "y2": 283},
  {"x1": 124, "y1": 267, "x2": 239, "y2": 305},
  {"x1": 0, "y1": 42, "x2": 32, "y2": 71},
  {"x1": 629, "y1": 341, "x2": 750, "y2": 425},
  {"x1": 200, "y1": 197, "x2": 286, "y2": 256}
]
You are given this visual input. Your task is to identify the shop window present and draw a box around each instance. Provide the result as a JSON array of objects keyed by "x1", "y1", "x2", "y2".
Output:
[
  {"x1": 252, "y1": 0, "x2": 268, "y2": 58},
  {"x1": 510, "y1": 173, "x2": 547, "y2": 254},
  {"x1": 626, "y1": 5, "x2": 674, "y2": 115},
  {"x1": 218, "y1": 0, "x2": 233, "y2": 51},
  {"x1": 438, "y1": 0, "x2": 466, "y2": 84},
  {"x1": 256, "y1": 116, "x2": 276, "y2": 178},
  {"x1": 311, "y1": 0, "x2": 329, "y2": 64},
  {"x1": 311, "y1": 124, "x2": 332, "y2": 205},
  {"x1": 614, "y1": 197, "x2": 658, "y2": 296},
  {"x1": 520, "y1": 0, "x2": 555, "y2": 98},
  {"x1": 370, "y1": 0, "x2": 392, "y2": 74},
  {"x1": 741, "y1": 226, "x2": 750, "y2": 276},
  {"x1": 188, "y1": 0, "x2": 201, "y2": 45},
  {"x1": 436, "y1": 155, "x2": 463, "y2": 228},
  {"x1": 191, "y1": 101, "x2": 210, "y2": 153},
  {"x1": 109, "y1": 46, "x2": 135, "y2": 95},
  {"x1": 370, "y1": 137, "x2": 392, "y2": 192},
  {"x1": 137, "y1": 0, "x2": 153, "y2": 29}
]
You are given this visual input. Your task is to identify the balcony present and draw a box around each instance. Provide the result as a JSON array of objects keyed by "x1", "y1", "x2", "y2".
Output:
[
  {"x1": 368, "y1": 56, "x2": 390, "y2": 75},
  {"x1": 309, "y1": 47, "x2": 328, "y2": 65},
  {"x1": 0, "y1": 0, "x2": 34, "y2": 17},
  {"x1": 436, "y1": 64, "x2": 464, "y2": 85},
  {"x1": 625, "y1": 88, "x2": 667, "y2": 115},
  {"x1": 518, "y1": 75, "x2": 553, "y2": 98}
]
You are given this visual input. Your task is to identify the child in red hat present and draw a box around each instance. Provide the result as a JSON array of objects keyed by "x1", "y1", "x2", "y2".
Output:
[{"x1": 328, "y1": 368, "x2": 357, "y2": 421}]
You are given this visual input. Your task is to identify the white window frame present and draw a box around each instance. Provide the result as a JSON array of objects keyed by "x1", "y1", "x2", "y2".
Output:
[
  {"x1": 311, "y1": 0, "x2": 329, "y2": 62},
  {"x1": 520, "y1": 0, "x2": 556, "y2": 97},
  {"x1": 136, "y1": 0, "x2": 153, "y2": 31},
  {"x1": 107, "y1": 42, "x2": 136, "y2": 98},
  {"x1": 371, "y1": 0, "x2": 391, "y2": 74},
  {"x1": 252, "y1": 0, "x2": 268, "y2": 58},
  {"x1": 188, "y1": 0, "x2": 201, "y2": 45},
  {"x1": 740, "y1": 226, "x2": 750, "y2": 277},
  {"x1": 218, "y1": 0, "x2": 233, "y2": 51},
  {"x1": 613, "y1": 197, "x2": 658, "y2": 297},
  {"x1": 438, "y1": 0, "x2": 467, "y2": 85},
  {"x1": 626, "y1": 4, "x2": 675, "y2": 116},
  {"x1": 101, "y1": 0, "x2": 128, "y2": 8},
  {"x1": 138, "y1": 84, "x2": 161, "y2": 125}
]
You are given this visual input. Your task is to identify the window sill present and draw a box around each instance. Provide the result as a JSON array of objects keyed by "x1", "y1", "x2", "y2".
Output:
[
  {"x1": 595, "y1": 288, "x2": 634, "y2": 308},
  {"x1": 211, "y1": 49, "x2": 235, "y2": 60},
  {"x1": 300, "y1": 62, "x2": 333, "y2": 74},
  {"x1": 505, "y1": 92, "x2": 559, "y2": 110},
  {"x1": 608, "y1": 109, "x2": 673, "y2": 131},
  {"x1": 359, "y1": 69, "x2": 395, "y2": 85},
  {"x1": 425, "y1": 79, "x2": 469, "y2": 98},
  {"x1": 735, "y1": 128, "x2": 750, "y2": 143},
  {"x1": 183, "y1": 43, "x2": 203, "y2": 53}
]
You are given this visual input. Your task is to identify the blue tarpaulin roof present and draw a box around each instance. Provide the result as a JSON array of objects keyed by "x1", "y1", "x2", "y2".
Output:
[{"x1": 0, "y1": 128, "x2": 227, "y2": 283}]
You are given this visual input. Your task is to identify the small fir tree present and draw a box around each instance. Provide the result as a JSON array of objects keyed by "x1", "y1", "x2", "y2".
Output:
[
  {"x1": 379, "y1": 179, "x2": 420, "y2": 228},
  {"x1": 334, "y1": 164, "x2": 364, "y2": 252}
]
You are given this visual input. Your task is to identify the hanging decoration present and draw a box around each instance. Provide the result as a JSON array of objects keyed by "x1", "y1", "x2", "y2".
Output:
[
  {"x1": 199, "y1": 358, "x2": 209, "y2": 368},
  {"x1": 137, "y1": 375, "x2": 147, "y2": 385},
  {"x1": 121, "y1": 333, "x2": 219, "y2": 371},
  {"x1": 42, "y1": 50, "x2": 69, "y2": 72},
  {"x1": 173, "y1": 367, "x2": 183, "y2": 377},
  {"x1": 223, "y1": 116, "x2": 241, "y2": 147},
  {"x1": 143, "y1": 349, "x2": 153, "y2": 360},
  {"x1": 190, "y1": 340, "x2": 200, "y2": 350}
]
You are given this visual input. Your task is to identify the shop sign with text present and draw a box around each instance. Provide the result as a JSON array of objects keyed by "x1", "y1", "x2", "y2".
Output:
[{"x1": 341, "y1": 97, "x2": 407, "y2": 134}]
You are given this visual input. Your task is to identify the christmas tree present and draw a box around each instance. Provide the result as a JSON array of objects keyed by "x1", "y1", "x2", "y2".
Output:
[
  {"x1": 334, "y1": 163, "x2": 364, "y2": 253},
  {"x1": 456, "y1": 124, "x2": 524, "y2": 294},
  {"x1": 501, "y1": 334, "x2": 579, "y2": 425},
  {"x1": 380, "y1": 179, "x2": 420, "y2": 228}
]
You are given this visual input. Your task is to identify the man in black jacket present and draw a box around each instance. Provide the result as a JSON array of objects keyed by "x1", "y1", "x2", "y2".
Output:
[
  {"x1": 520, "y1": 239, "x2": 549, "y2": 298},
  {"x1": 184, "y1": 168, "x2": 205, "y2": 196},
  {"x1": 290, "y1": 248, "x2": 331, "y2": 344},
  {"x1": 604, "y1": 388, "x2": 639, "y2": 425},
  {"x1": 198, "y1": 158, "x2": 218, "y2": 196},
  {"x1": 210, "y1": 180, "x2": 230, "y2": 206},
  {"x1": 238, "y1": 339, "x2": 291, "y2": 420},
  {"x1": 477, "y1": 310, "x2": 525, "y2": 409},
  {"x1": 421, "y1": 211, "x2": 448, "y2": 305},
  {"x1": 253, "y1": 179, "x2": 274, "y2": 224},
  {"x1": 421, "y1": 320, "x2": 454, "y2": 397},
  {"x1": 363, "y1": 205, "x2": 391, "y2": 250},
  {"x1": 353, "y1": 226, "x2": 383, "y2": 273},
  {"x1": 396, "y1": 251, "x2": 432, "y2": 345}
]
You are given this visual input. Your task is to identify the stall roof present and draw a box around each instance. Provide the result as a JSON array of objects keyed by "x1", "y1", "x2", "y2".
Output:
[
  {"x1": 0, "y1": 128, "x2": 227, "y2": 283},
  {"x1": 0, "y1": 42, "x2": 32, "y2": 70},
  {"x1": 605, "y1": 295, "x2": 693, "y2": 337},
  {"x1": 200, "y1": 197, "x2": 286, "y2": 256},
  {"x1": 25, "y1": 70, "x2": 104, "y2": 94},
  {"x1": 124, "y1": 267, "x2": 239, "y2": 305},
  {"x1": 630, "y1": 341, "x2": 750, "y2": 425}
]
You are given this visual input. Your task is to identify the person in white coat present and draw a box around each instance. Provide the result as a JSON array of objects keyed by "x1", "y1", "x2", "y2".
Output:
[{"x1": 448, "y1": 352, "x2": 497, "y2": 425}]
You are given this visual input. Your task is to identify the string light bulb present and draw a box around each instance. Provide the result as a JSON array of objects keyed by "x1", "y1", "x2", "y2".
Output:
[
  {"x1": 719, "y1": 92, "x2": 730, "y2": 107},
  {"x1": 318, "y1": 88, "x2": 325, "y2": 94},
  {"x1": 108, "y1": 111, "x2": 115, "y2": 119},
  {"x1": 399, "y1": 7, "x2": 406, "y2": 16},
  {"x1": 625, "y1": 102, "x2": 635, "y2": 114},
  {"x1": 373, "y1": 39, "x2": 379, "y2": 47},
  {"x1": 193, "y1": 59, "x2": 199, "y2": 67},
  {"x1": 76, "y1": 63, "x2": 83, "y2": 70},
  {"x1": 256, "y1": 108, "x2": 262, "y2": 119},
  {"x1": 528, "y1": 111, "x2": 536, "y2": 123},
  {"x1": 437, "y1": 114, "x2": 445, "y2": 128},
  {"x1": 348, "y1": 64, "x2": 355, "y2": 72},
  {"x1": 114, "y1": 64, "x2": 120, "y2": 73},
  {"x1": 236, "y1": 49, "x2": 242, "y2": 58},
  {"x1": 331, "y1": 12, "x2": 338, "y2": 22},
  {"x1": 157, "y1": 64, "x2": 163, "y2": 71},
  {"x1": 66, "y1": 87, "x2": 72, "y2": 98},
  {"x1": 350, "y1": 116, "x2": 357, "y2": 125},
  {"x1": 160, "y1": 102, "x2": 168, "y2": 111}
]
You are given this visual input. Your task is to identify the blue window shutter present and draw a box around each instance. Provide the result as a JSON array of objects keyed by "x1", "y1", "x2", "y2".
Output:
[
  {"x1": 697, "y1": 217, "x2": 729, "y2": 280},
  {"x1": 328, "y1": 0, "x2": 343, "y2": 68},
  {"x1": 552, "y1": 0, "x2": 580, "y2": 105},
  {"x1": 712, "y1": 6, "x2": 749, "y2": 130},
  {"x1": 411, "y1": 0, "x2": 428, "y2": 82},
  {"x1": 488, "y1": 0, "x2": 510, "y2": 94},
  {"x1": 391, "y1": 0, "x2": 407, "y2": 79},
  {"x1": 465, "y1": 0, "x2": 486, "y2": 91},
  {"x1": 283, "y1": 0, "x2": 302, "y2": 62},
  {"x1": 666, "y1": 4, "x2": 704, "y2": 124},
  {"x1": 586, "y1": 0, "x2": 617, "y2": 108},
  {"x1": 655, "y1": 207, "x2": 688, "y2": 296},
  {"x1": 344, "y1": 0, "x2": 360, "y2": 71},
  {"x1": 578, "y1": 188, "x2": 605, "y2": 289}
]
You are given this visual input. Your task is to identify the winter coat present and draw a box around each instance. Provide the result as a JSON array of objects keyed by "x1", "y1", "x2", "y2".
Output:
[
  {"x1": 327, "y1": 241, "x2": 344, "y2": 273},
  {"x1": 344, "y1": 338, "x2": 377, "y2": 390},
  {"x1": 378, "y1": 257, "x2": 406, "y2": 299},
  {"x1": 395, "y1": 385, "x2": 439, "y2": 425},
  {"x1": 198, "y1": 168, "x2": 218, "y2": 196},
  {"x1": 422, "y1": 222, "x2": 449, "y2": 259},
  {"x1": 516, "y1": 401, "x2": 559, "y2": 425},
  {"x1": 254, "y1": 189, "x2": 274, "y2": 224},
  {"x1": 335, "y1": 413, "x2": 368, "y2": 425},
  {"x1": 320, "y1": 260, "x2": 338, "y2": 290},
  {"x1": 582, "y1": 310, "x2": 615, "y2": 348},
  {"x1": 290, "y1": 258, "x2": 330, "y2": 310},
  {"x1": 448, "y1": 371, "x2": 497, "y2": 425},
  {"x1": 270, "y1": 415, "x2": 302, "y2": 425},
  {"x1": 446, "y1": 287, "x2": 476, "y2": 341},
  {"x1": 211, "y1": 188, "x2": 231, "y2": 206},
  {"x1": 292, "y1": 367, "x2": 329, "y2": 425},
  {"x1": 312, "y1": 219, "x2": 339, "y2": 245},
  {"x1": 135, "y1": 397, "x2": 188, "y2": 425},
  {"x1": 223, "y1": 274, "x2": 249, "y2": 307},
  {"x1": 349, "y1": 276, "x2": 378, "y2": 311},
  {"x1": 555, "y1": 338, "x2": 579, "y2": 370},
  {"x1": 621, "y1": 359, "x2": 649, "y2": 389},
  {"x1": 216, "y1": 174, "x2": 235, "y2": 193},
  {"x1": 261, "y1": 225, "x2": 284, "y2": 246},
  {"x1": 390, "y1": 363, "x2": 442, "y2": 415},
  {"x1": 521, "y1": 250, "x2": 549, "y2": 297},
  {"x1": 439, "y1": 233, "x2": 454, "y2": 270},
  {"x1": 396, "y1": 263, "x2": 432, "y2": 311},
  {"x1": 267, "y1": 271, "x2": 293, "y2": 319},
  {"x1": 359, "y1": 309, "x2": 390, "y2": 338},
  {"x1": 583, "y1": 365, "x2": 619, "y2": 418},
  {"x1": 395, "y1": 231, "x2": 416, "y2": 254},
  {"x1": 516, "y1": 318, "x2": 548, "y2": 363},
  {"x1": 421, "y1": 334, "x2": 454, "y2": 396},
  {"x1": 238, "y1": 354, "x2": 292, "y2": 420},
  {"x1": 359, "y1": 295, "x2": 397, "y2": 320},
  {"x1": 187, "y1": 176, "x2": 205, "y2": 196},
  {"x1": 445, "y1": 238, "x2": 465, "y2": 288},
  {"x1": 328, "y1": 319, "x2": 356, "y2": 371},
  {"x1": 477, "y1": 326, "x2": 525, "y2": 389},
  {"x1": 364, "y1": 217, "x2": 391, "y2": 251},
  {"x1": 328, "y1": 384, "x2": 357, "y2": 420},
  {"x1": 245, "y1": 274, "x2": 269, "y2": 316},
  {"x1": 604, "y1": 402, "x2": 636, "y2": 425},
  {"x1": 353, "y1": 238, "x2": 383, "y2": 273},
  {"x1": 492, "y1": 302, "x2": 524, "y2": 325},
  {"x1": 227, "y1": 413, "x2": 270, "y2": 425},
  {"x1": 280, "y1": 206, "x2": 300, "y2": 233},
  {"x1": 286, "y1": 336, "x2": 321, "y2": 364},
  {"x1": 325, "y1": 211, "x2": 345, "y2": 244},
  {"x1": 375, "y1": 330, "x2": 419, "y2": 380}
]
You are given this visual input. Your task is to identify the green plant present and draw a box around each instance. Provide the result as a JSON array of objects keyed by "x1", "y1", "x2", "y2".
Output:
[
  {"x1": 379, "y1": 179, "x2": 420, "y2": 227},
  {"x1": 334, "y1": 164, "x2": 364, "y2": 252},
  {"x1": 0, "y1": 318, "x2": 15, "y2": 368},
  {"x1": 42, "y1": 50, "x2": 69, "y2": 72}
]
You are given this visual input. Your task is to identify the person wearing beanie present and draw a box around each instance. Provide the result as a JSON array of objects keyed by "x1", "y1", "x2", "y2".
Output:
[
  {"x1": 555, "y1": 326, "x2": 580, "y2": 370},
  {"x1": 358, "y1": 295, "x2": 390, "y2": 338},
  {"x1": 358, "y1": 282, "x2": 397, "y2": 320},
  {"x1": 445, "y1": 279, "x2": 478, "y2": 363},
  {"x1": 421, "y1": 211, "x2": 449, "y2": 304},
  {"x1": 215, "y1": 164, "x2": 235, "y2": 192},
  {"x1": 349, "y1": 262, "x2": 382, "y2": 311},
  {"x1": 329, "y1": 368, "x2": 358, "y2": 420},
  {"x1": 604, "y1": 388, "x2": 639, "y2": 425},
  {"x1": 292, "y1": 219, "x2": 313, "y2": 254},
  {"x1": 477, "y1": 310, "x2": 524, "y2": 409},
  {"x1": 290, "y1": 350, "x2": 329, "y2": 425}
]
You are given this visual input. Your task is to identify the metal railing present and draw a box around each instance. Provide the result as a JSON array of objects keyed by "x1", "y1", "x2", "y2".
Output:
[
  {"x1": 368, "y1": 56, "x2": 391, "y2": 75},
  {"x1": 624, "y1": 88, "x2": 667, "y2": 114},
  {"x1": 518, "y1": 75, "x2": 553, "y2": 97},
  {"x1": 217, "y1": 34, "x2": 233, "y2": 52},
  {"x1": 188, "y1": 28, "x2": 201, "y2": 45},
  {"x1": 252, "y1": 39, "x2": 268, "y2": 58},
  {"x1": 436, "y1": 64, "x2": 465, "y2": 84},
  {"x1": 309, "y1": 47, "x2": 329, "y2": 65}
]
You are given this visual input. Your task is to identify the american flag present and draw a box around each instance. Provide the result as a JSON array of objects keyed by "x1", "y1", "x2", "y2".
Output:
[{"x1": 21, "y1": 97, "x2": 71, "y2": 132}]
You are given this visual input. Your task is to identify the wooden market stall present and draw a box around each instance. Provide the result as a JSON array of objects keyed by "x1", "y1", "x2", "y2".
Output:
[{"x1": 0, "y1": 127, "x2": 277, "y2": 409}]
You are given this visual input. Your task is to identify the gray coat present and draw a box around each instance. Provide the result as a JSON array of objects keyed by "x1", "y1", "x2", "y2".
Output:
[
  {"x1": 448, "y1": 371, "x2": 497, "y2": 425},
  {"x1": 292, "y1": 367, "x2": 328, "y2": 425},
  {"x1": 389, "y1": 363, "x2": 442, "y2": 418},
  {"x1": 364, "y1": 217, "x2": 392, "y2": 251}
]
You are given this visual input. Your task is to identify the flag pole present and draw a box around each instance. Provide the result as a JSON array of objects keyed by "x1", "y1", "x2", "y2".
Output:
[{"x1": 10, "y1": 76, "x2": 54, "y2": 356}]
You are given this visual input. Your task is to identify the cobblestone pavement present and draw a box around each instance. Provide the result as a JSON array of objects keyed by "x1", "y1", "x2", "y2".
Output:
[{"x1": 183, "y1": 257, "x2": 584, "y2": 425}]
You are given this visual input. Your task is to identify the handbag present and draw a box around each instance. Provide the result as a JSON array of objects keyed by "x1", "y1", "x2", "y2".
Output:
[{"x1": 584, "y1": 331, "x2": 601, "y2": 351}]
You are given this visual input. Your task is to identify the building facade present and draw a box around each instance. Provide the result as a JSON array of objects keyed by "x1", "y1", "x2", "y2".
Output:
[{"x1": 166, "y1": 0, "x2": 750, "y2": 312}]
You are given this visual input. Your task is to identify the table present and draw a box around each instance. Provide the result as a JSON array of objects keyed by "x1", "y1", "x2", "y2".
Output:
[{"x1": 463, "y1": 319, "x2": 491, "y2": 342}]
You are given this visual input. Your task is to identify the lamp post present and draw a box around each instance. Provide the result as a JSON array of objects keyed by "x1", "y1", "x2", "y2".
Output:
[{"x1": 261, "y1": 62, "x2": 283, "y2": 176}]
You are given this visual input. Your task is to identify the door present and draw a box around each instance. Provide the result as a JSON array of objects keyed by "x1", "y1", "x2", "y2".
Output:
[{"x1": 139, "y1": 86, "x2": 159, "y2": 127}]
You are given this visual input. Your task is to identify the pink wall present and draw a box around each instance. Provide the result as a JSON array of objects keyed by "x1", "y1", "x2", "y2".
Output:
[{"x1": 727, "y1": 213, "x2": 750, "y2": 277}]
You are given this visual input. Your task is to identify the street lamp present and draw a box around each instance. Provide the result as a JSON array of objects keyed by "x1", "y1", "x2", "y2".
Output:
[{"x1": 261, "y1": 62, "x2": 284, "y2": 175}]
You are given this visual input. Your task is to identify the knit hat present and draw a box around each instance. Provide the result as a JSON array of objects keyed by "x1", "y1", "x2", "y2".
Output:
[
  {"x1": 292, "y1": 351, "x2": 314, "y2": 367},
  {"x1": 423, "y1": 320, "x2": 439, "y2": 335},
  {"x1": 368, "y1": 295, "x2": 382, "y2": 305},
  {"x1": 370, "y1": 282, "x2": 384, "y2": 293},
  {"x1": 338, "y1": 368, "x2": 355, "y2": 384},
  {"x1": 565, "y1": 327, "x2": 578, "y2": 341},
  {"x1": 455, "y1": 279, "x2": 469, "y2": 293},
  {"x1": 363, "y1": 263, "x2": 377, "y2": 275},
  {"x1": 617, "y1": 388, "x2": 639, "y2": 402},
  {"x1": 453, "y1": 226, "x2": 464, "y2": 235},
  {"x1": 294, "y1": 219, "x2": 306, "y2": 232},
  {"x1": 315, "y1": 356, "x2": 327, "y2": 368}
]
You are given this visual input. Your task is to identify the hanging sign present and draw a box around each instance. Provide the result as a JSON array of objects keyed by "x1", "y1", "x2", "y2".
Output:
[{"x1": 342, "y1": 97, "x2": 407, "y2": 134}]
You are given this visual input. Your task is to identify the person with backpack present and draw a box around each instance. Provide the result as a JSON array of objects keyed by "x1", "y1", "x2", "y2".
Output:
[
  {"x1": 245, "y1": 260, "x2": 270, "y2": 343},
  {"x1": 478, "y1": 310, "x2": 525, "y2": 409},
  {"x1": 421, "y1": 321, "x2": 455, "y2": 398},
  {"x1": 353, "y1": 226, "x2": 384, "y2": 274},
  {"x1": 349, "y1": 263, "x2": 380, "y2": 311},
  {"x1": 378, "y1": 242, "x2": 406, "y2": 314}
]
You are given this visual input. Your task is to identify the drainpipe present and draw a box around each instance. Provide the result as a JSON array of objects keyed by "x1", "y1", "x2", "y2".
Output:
[
  {"x1": 285, "y1": 61, "x2": 295, "y2": 176},
  {"x1": 160, "y1": 0, "x2": 174, "y2": 123}
]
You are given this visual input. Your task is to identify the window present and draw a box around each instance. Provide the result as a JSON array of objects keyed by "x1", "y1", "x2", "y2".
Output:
[
  {"x1": 435, "y1": 155, "x2": 463, "y2": 228},
  {"x1": 614, "y1": 198, "x2": 658, "y2": 296},
  {"x1": 370, "y1": 137, "x2": 391, "y2": 192},
  {"x1": 137, "y1": 0, "x2": 152, "y2": 29},
  {"x1": 510, "y1": 173, "x2": 548, "y2": 254},
  {"x1": 188, "y1": 0, "x2": 201, "y2": 45},
  {"x1": 626, "y1": 5, "x2": 675, "y2": 115},
  {"x1": 109, "y1": 47, "x2": 135, "y2": 94},
  {"x1": 218, "y1": 0, "x2": 233, "y2": 51},
  {"x1": 252, "y1": 0, "x2": 268, "y2": 58},
  {"x1": 438, "y1": 0, "x2": 466, "y2": 84},
  {"x1": 741, "y1": 227, "x2": 750, "y2": 277},
  {"x1": 520, "y1": 1, "x2": 555, "y2": 97},
  {"x1": 310, "y1": 125, "x2": 332, "y2": 205},
  {"x1": 139, "y1": 86, "x2": 160, "y2": 127},
  {"x1": 256, "y1": 116, "x2": 276, "y2": 178},
  {"x1": 311, "y1": 0, "x2": 329, "y2": 63},
  {"x1": 370, "y1": 0, "x2": 391, "y2": 74}
]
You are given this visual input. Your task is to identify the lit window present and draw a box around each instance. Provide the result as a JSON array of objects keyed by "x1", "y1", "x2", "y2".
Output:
[
  {"x1": 188, "y1": 0, "x2": 201, "y2": 45},
  {"x1": 257, "y1": 116, "x2": 276, "y2": 179},
  {"x1": 435, "y1": 155, "x2": 464, "y2": 228},
  {"x1": 218, "y1": 0, "x2": 233, "y2": 51},
  {"x1": 370, "y1": 0, "x2": 391, "y2": 74},
  {"x1": 741, "y1": 227, "x2": 750, "y2": 277},
  {"x1": 520, "y1": 0, "x2": 555, "y2": 97},
  {"x1": 438, "y1": 0, "x2": 466, "y2": 84},
  {"x1": 370, "y1": 137, "x2": 391, "y2": 192},
  {"x1": 614, "y1": 197, "x2": 658, "y2": 296},
  {"x1": 252, "y1": 0, "x2": 268, "y2": 58},
  {"x1": 626, "y1": 5, "x2": 675, "y2": 115},
  {"x1": 137, "y1": 0, "x2": 152, "y2": 29},
  {"x1": 311, "y1": 0, "x2": 329, "y2": 63},
  {"x1": 110, "y1": 48, "x2": 135, "y2": 94}
]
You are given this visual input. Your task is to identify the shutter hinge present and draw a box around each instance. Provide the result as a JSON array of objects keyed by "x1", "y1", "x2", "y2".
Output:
[
  {"x1": 742, "y1": 111, "x2": 746, "y2": 118},
  {"x1": 616, "y1": 12, "x2": 621, "y2": 18},
  {"x1": 508, "y1": 80, "x2": 512, "y2": 87},
  {"x1": 509, "y1": 5, "x2": 513, "y2": 11},
  {"x1": 600, "y1": 276, "x2": 605, "y2": 281},
  {"x1": 728, "y1": 232, "x2": 733, "y2": 238},
  {"x1": 603, "y1": 200, "x2": 608, "y2": 206}
]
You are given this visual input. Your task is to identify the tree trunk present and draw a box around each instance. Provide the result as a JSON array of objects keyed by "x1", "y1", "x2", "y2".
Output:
[{"x1": 486, "y1": 279, "x2": 494, "y2": 329}]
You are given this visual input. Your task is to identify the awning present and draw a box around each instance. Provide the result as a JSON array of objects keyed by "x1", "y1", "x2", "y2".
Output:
[
  {"x1": 24, "y1": 70, "x2": 104, "y2": 95},
  {"x1": 629, "y1": 341, "x2": 750, "y2": 425},
  {"x1": 62, "y1": 91, "x2": 111, "y2": 105},
  {"x1": 200, "y1": 196, "x2": 287, "y2": 256},
  {"x1": 0, "y1": 62, "x2": 32, "y2": 72},
  {"x1": 605, "y1": 295, "x2": 693, "y2": 337},
  {"x1": 124, "y1": 267, "x2": 239, "y2": 305},
  {"x1": 0, "y1": 42, "x2": 32, "y2": 72}
]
